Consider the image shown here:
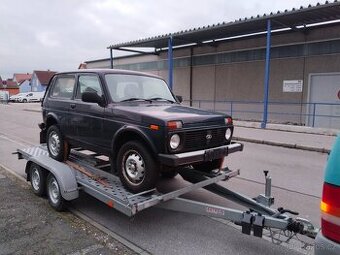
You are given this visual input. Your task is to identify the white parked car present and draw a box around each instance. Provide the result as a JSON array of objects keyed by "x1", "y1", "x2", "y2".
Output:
[
  {"x1": 10, "y1": 93, "x2": 28, "y2": 102},
  {"x1": 18, "y1": 92, "x2": 45, "y2": 103}
]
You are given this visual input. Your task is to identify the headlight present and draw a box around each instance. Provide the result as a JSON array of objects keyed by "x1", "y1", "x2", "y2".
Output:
[
  {"x1": 170, "y1": 134, "x2": 180, "y2": 149},
  {"x1": 225, "y1": 128, "x2": 232, "y2": 140}
]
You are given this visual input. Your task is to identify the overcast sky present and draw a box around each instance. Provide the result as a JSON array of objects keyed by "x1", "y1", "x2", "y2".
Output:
[{"x1": 0, "y1": 0, "x2": 324, "y2": 79}]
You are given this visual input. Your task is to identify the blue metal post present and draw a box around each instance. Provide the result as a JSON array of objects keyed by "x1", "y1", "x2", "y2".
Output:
[
  {"x1": 261, "y1": 19, "x2": 271, "y2": 129},
  {"x1": 168, "y1": 36, "x2": 173, "y2": 90},
  {"x1": 110, "y1": 48, "x2": 114, "y2": 69}
]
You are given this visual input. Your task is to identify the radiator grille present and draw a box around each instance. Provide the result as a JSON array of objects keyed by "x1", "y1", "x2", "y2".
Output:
[{"x1": 183, "y1": 128, "x2": 226, "y2": 152}]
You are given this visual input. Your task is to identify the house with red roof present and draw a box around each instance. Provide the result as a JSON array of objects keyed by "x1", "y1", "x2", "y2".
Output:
[
  {"x1": 31, "y1": 70, "x2": 57, "y2": 92},
  {"x1": 13, "y1": 73, "x2": 32, "y2": 84}
]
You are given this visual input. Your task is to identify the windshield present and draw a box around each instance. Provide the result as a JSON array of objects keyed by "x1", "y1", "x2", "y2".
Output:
[{"x1": 105, "y1": 74, "x2": 176, "y2": 103}]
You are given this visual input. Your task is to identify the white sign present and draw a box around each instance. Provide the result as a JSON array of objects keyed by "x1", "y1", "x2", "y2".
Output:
[{"x1": 283, "y1": 80, "x2": 303, "y2": 92}]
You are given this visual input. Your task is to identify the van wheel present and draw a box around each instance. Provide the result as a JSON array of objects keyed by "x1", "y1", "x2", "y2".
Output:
[
  {"x1": 117, "y1": 141, "x2": 158, "y2": 193},
  {"x1": 46, "y1": 173, "x2": 66, "y2": 211},
  {"x1": 47, "y1": 125, "x2": 69, "y2": 162},
  {"x1": 29, "y1": 163, "x2": 46, "y2": 196}
]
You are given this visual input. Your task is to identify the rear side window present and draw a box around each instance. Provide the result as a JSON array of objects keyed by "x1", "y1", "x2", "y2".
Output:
[
  {"x1": 76, "y1": 75, "x2": 103, "y2": 100},
  {"x1": 50, "y1": 76, "x2": 75, "y2": 99}
]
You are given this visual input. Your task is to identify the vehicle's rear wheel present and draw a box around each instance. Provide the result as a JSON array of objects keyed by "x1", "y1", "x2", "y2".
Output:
[
  {"x1": 116, "y1": 141, "x2": 159, "y2": 193},
  {"x1": 29, "y1": 163, "x2": 46, "y2": 196},
  {"x1": 192, "y1": 158, "x2": 223, "y2": 173},
  {"x1": 46, "y1": 173, "x2": 66, "y2": 211},
  {"x1": 47, "y1": 125, "x2": 69, "y2": 162}
]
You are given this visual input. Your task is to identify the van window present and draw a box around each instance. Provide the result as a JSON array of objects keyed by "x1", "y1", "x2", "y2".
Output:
[{"x1": 50, "y1": 76, "x2": 76, "y2": 99}]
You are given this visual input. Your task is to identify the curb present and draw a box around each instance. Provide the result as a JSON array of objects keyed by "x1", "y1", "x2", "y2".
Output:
[
  {"x1": 0, "y1": 162, "x2": 149, "y2": 255},
  {"x1": 234, "y1": 136, "x2": 331, "y2": 154},
  {"x1": 234, "y1": 123, "x2": 338, "y2": 137}
]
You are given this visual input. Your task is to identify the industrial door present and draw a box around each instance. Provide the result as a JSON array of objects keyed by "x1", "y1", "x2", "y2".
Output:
[{"x1": 308, "y1": 73, "x2": 340, "y2": 129}]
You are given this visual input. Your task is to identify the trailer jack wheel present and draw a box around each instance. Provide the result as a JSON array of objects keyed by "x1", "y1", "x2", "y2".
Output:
[{"x1": 47, "y1": 173, "x2": 66, "y2": 211}]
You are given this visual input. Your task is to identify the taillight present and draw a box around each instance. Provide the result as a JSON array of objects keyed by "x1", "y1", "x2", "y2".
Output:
[{"x1": 321, "y1": 182, "x2": 340, "y2": 243}]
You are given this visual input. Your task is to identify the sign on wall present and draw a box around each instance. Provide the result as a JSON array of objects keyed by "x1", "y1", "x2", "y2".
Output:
[{"x1": 283, "y1": 80, "x2": 303, "y2": 92}]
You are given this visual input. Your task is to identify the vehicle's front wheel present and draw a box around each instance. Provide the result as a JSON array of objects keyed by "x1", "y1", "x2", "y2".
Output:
[
  {"x1": 192, "y1": 158, "x2": 223, "y2": 172},
  {"x1": 47, "y1": 125, "x2": 69, "y2": 162},
  {"x1": 116, "y1": 141, "x2": 159, "y2": 193},
  {"x1": 22, "y1": 99, "x2": 27, "y2": 103}
]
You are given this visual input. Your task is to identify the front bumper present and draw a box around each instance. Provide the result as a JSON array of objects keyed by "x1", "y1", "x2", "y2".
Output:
[
  {"x1": 158, "y1": 142, "x2": 243, "y2": 166},
  {"x1": 315, "y1": 231, "x2": 340, "y2": 255}
]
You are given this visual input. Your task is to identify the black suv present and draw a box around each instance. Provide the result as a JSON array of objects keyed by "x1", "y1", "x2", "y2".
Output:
[{"x1": 40, "y1": 69, "x2": 242, "y2": 192}]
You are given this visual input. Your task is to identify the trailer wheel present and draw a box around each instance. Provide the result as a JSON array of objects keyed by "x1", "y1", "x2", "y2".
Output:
[
  {"x1": 117, "y1": 141, "x2": 159, "y2": 193},
  {"x1": 47, "y1": 173, "x2": 66, "y2": 211},
  {"x1": 29, "y1": 163, "x2": 46, "y2": 196},
  {"x1": 193, "y1": 158, "x2": 223, "y2": 173},
  {"x1": 47, "y1": 125, "x2": 69, "y2": 162}
]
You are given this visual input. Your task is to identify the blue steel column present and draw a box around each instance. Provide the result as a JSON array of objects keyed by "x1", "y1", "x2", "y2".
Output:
[
  {"x1": 168, "y1": 36, "x2": 173, "y2": 90},
  {"x1": 110, "y1": 48, "x2": 114, "y2": 69},
  {"x1": 261, "y1": 19, "x2": 271, "y2": 129}
]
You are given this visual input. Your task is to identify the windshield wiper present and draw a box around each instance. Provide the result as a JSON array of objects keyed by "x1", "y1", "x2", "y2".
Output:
[
  {"x1": 148, "y1": 97, "x2": 176, "y2": 103},
  {"x1": 120, "y1": 98, "x2": 151, "y2": 102}
]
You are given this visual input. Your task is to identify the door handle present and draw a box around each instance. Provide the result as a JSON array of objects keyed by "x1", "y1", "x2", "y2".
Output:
[{"x1": 70, "y1": 103, "x2": 76, "y2": 109}]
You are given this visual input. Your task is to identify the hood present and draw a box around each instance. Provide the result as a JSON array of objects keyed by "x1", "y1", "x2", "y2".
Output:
[{"x1": 109, "y1": 103, "x2": 229, "y2": 127}]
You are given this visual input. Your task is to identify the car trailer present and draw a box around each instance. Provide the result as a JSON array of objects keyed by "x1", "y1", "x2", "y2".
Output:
[{"x1": 16, "y1": 144, "x2": 318, "y2": 245}]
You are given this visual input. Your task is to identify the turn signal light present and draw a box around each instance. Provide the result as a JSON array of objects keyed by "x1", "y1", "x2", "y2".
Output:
[
  {"x1": 149, "y1": 124, "x2": 160, "y2": 130},
  {"x1": 167, "y1": 121, "x2": 182, "y2": 130},
  {"x1": 225, "y1": 117, "x2": 232, "y2": 125}
]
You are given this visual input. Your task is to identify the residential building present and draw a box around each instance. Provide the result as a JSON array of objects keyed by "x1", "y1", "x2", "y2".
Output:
[
  {"x1": 31, "y1": 70, "x2": 56, "y2": 92},
  {"x1": 13, "y1": 73, "x2": 32, "y2": 84}
]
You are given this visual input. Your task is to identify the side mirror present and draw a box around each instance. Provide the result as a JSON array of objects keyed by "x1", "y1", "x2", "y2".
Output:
[
  {"x1": 82, "y1": 91, "x2": 104, "y2": 106},
  {"x1": 176, "y1": 95, "x2": 183, "y2": 103}
]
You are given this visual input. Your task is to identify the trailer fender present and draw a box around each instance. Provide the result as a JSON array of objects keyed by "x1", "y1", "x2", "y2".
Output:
[{"x1": 26, "y1": 155, "x2": 79, "y2": 201}]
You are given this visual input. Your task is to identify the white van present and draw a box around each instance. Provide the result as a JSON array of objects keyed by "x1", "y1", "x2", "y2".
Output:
[{"x1": 18, "y1": 92, "x2": 45, "y2": 103}]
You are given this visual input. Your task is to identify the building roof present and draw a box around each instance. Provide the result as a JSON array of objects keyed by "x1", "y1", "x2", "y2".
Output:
[
  {"x1": 13, "y1": 73, "x2": 32, "y2": 84},
  {"x1": 34, "y1": 70, "x2": 57, "y2": 85},
  {"x1": 109, "y1": 1, "x2": 340, "y2": 50}
]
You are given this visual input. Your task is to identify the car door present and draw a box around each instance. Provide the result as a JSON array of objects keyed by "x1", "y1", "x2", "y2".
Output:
[
  {"x1": 70, "y1": 73, "x2": 105, "y2": 151},
  {"x1": 47, "y1": 74, "x2": 76, "y2": 138}
]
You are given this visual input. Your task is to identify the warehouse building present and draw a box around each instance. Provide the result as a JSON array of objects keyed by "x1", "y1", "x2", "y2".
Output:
[{"x1": 86, "y1": 2, "x2": 340, "y2": 129}]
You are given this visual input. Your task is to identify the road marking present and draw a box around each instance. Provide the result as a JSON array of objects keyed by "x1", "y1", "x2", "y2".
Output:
[{"x1": 0, "y1": 133, "x2": 34, "y2": 147}]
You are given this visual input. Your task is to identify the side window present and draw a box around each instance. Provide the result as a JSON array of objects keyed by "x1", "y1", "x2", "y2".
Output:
[
  {"x1": 28, "y1": 93, "x2": 33, "y2": 97},
  {"x1": 50, "y1": 76, "x2": 75, "y2": 99},
  {"x1": 76, "y1": 75, "x2": 103, "y2": 100}
]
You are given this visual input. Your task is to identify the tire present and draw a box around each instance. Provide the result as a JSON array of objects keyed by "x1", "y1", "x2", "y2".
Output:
[
  {"x1": 161, "y1": 170, "x2": 178, "y2": 179},
  {"x1": 46, "y1": 125, "x2": 69, "y2": 162},
  {"x1": 23, "y1": 99, "x2": 27, "y2": 103},
  {"x1": 46, "y1": 173, "x2": 66, "y2": 211},
  {"x1": 29, "y1": 163, "x2": 46, "y2": 196},
  {"x1": 192, "y1": 158, "x2": 223, "y2": 173},
  {"x1": 116, "y1": 141, "x2": 159, "y2": 193}
]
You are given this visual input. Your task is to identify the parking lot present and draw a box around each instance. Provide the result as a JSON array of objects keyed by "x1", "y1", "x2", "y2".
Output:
[{"x1": 0, "y1": 102, "x2": 334, "y2": 254}]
